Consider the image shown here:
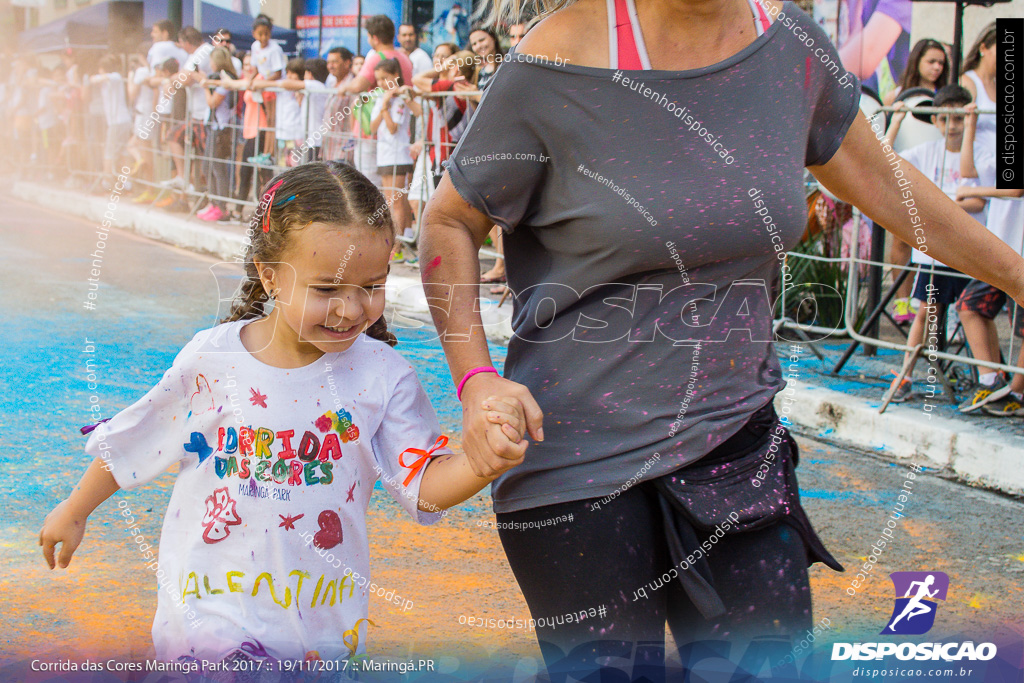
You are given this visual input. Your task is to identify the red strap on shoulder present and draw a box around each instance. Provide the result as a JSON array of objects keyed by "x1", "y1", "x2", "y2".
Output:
[
  {"x1": 755, "y1": 1, "x2": 772, "y2": 32},
  {"x1": 615, "y1": 0, "x2": 643, "y2": 70}
]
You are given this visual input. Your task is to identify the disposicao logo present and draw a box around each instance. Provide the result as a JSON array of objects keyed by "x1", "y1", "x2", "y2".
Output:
[
  {"x1": 882, "y1": 571, "x2": 948, "y2": 635},
  {"x1": 832, "y1": 571, "x2": 997, "y2": 662}
]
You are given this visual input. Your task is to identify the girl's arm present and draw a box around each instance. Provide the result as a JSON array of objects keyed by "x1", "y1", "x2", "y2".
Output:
[
  {"x1": 412, "y1": 68, "x2": 440, "y2": 93},
  {"x1": 957, "y1": 196, "x2": 986, "y2": 213},
  {"x1": 810, "y1": 113, "x2": 1024, "y2": 305},
  {"x1": 402, "y1": 89, "x2": 423, "y2": 117},
  {"x1": 369, "y1": 100, "x2": 387, "y2": 134},
  {"x1": 417, "y1": 398, "x2": 526, "y2": 511},
  {"x1": 958, "y1": 186, "x2": 1024, "y2": 200},
  {"x1": 382, "y1": 101, "x2": 399, "y2": 135},
  {"x1": 39, "y1": 458, "x2": 121, "y2": 569}
]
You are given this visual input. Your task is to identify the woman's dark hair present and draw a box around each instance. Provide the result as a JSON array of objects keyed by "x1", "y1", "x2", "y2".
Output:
[
  {"x1": 899, "y1": 39, "x2": 949, "y2": 92},
  {"x1": 223, "y1": 162, "x2": 399, "y2": 347},
  {"x1": 962, "y1": 22, "x2": 996, "y2": 74},
  {"x1": 374, "y1": 57, "x2": 404, "y2": 87},
  {"x1": 253, "y1": 13, "x2": 274, "y2": 31},
  {"x1": 468, "y1": 26, "x2": 501, "y2": 57}
]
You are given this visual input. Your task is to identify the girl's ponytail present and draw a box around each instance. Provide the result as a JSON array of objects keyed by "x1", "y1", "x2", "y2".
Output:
[{"x1": 365, "y1": 316, "x2": 398, "y2": 347}]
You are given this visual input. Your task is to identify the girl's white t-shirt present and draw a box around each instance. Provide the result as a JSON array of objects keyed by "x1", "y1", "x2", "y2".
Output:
[
  {"x1": 85, "y1": 320, "x2": 447, "y2": 662},
  {"x1": 251, "y1": 39, "x2": 287, "y2": 78},
  {"x1": 276, "y1": 90, "x2": 304, "y2": 141},
  {"x1": 371, "y1": 95, "x2": 413, "y2": 167}
]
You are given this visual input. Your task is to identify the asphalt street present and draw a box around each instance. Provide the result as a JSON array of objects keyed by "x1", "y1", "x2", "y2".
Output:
[{"x1": 1, "y1": 196, "x2": 1021, "y2": 679}]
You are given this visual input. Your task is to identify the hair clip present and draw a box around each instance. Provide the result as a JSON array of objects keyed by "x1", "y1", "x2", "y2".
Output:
[
  {"x1": 274, "y1": 194, "x2": 297, "y2": 207},
  {"x1": 261, "y1": 179, "x2": 286, "y2": 233}
]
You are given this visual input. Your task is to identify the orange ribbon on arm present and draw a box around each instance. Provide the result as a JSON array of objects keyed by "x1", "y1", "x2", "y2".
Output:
[{"x1": 398, "y1": 435, "x2": 449, "y2": 486}]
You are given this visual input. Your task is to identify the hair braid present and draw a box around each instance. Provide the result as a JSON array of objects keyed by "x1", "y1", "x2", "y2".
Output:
[
  {"x1": 365, "y1": 316, "x2": 398, "y2": 347},
  {"x1": 223, "y1": 261, "x2": 270, "y2": 322}
]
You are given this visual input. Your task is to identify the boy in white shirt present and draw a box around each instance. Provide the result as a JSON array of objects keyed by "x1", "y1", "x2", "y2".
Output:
[
  {"x1": 956, "y1": 100, "x2": 1024, "y2": 416},
  {"x1": 882, "y1": 86, "x2": 987, "y2": 403}
]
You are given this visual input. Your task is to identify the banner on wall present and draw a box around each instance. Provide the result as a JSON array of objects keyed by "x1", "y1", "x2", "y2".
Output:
[
  {"x1": 297, "y1": 0, "x2": 403, "y2": 58},
  {"x1": 814, "y1": 0, "x2": 913, "y2": 100}
]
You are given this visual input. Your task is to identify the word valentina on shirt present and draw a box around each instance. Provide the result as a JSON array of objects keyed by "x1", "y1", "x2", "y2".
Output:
[{"x1": 191, "y1": 409, "x2": 363, "y2": 488}]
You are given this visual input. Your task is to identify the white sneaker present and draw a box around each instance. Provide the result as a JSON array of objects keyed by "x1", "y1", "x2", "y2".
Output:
[
  {"x1": 160, "y1": 176, "x2": 185, "y2": 189},
  {"x1": 403, "y1": 227, "x2": 415, "y2": 240}
]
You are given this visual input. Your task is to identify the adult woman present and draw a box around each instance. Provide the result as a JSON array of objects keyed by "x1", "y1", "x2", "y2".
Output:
[
  {"x1": 419, "y1": 0, "x2": 1024, "y2": 670},
  {"x1": 467, "y1": 26, "x2": 502, "y2": 92},
  {"x1": 960, "y1": 22, "x2": 997, "y2": 151},
  {"x1": 409, "y1": 48, "x2": 476, "y2": 224}
]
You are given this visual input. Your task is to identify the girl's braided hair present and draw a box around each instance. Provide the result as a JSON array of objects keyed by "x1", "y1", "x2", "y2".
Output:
[{"x1": 222, "y1": 161, "x2": 399, "y2": 347}]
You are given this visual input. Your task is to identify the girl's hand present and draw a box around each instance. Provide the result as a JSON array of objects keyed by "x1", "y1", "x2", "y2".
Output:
[
  {"x1": 460, "y1": 373, "x2": 543, "y2": 478},
  {"x1": 482, "y1": 395, "x2": 527, "y2": 443},
  {"x1": 891, "y1": 101, "x2": 907, "y2": 119},
  {"x1": 39, "y1": 499, "x2": 88, "y2": 569}
]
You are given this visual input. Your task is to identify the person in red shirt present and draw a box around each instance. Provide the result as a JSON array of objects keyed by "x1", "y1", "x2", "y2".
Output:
[{"x1": 339, "y1": 16, "x2": 414, "y2": 95}]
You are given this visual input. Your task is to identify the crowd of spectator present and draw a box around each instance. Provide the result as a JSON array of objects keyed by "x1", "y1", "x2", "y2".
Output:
[{"x1": 2, "y1": 11, "x2": 531, "y2": 279}]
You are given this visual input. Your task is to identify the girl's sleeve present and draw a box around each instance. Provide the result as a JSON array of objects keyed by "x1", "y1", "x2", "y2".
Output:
[
  {"x1": 370, "y1": 365, "x2": 450, "y2": 525},
  {"x1": 84, "y1": 345, "x2": 196, "y2": 491}
]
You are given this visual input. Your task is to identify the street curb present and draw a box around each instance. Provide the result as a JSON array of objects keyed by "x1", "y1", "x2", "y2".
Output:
[
  {"x1": 779, "y1": 379, "x2": 1024, "y2": 496},
  {"x1": 12, "y1": 181, "x2": 248, "y2": 261},
  {"x1": 12, "y1": 181, "x2": 1022, "y2": 496}
]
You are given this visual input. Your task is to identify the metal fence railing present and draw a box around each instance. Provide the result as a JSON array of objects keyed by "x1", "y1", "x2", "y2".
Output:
[{"x1": 12, "y1": 90, "x2": 1023, "y2": 404}]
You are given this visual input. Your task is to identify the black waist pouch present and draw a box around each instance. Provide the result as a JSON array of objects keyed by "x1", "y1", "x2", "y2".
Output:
[{"x1": 650, "y1": 401, "x2": 843, "y2": 619}]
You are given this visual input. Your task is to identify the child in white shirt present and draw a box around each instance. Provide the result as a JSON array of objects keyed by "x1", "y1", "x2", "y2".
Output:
[
  {"x1": 40, "y1": 163, "x2": 530, "y2": 665},
  {"x1": 369, "y1": 58, "x2": 421, "y2": 236}
]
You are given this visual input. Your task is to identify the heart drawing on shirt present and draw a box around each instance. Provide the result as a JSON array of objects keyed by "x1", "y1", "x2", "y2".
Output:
[
  {"x1": 313, "y1": 510, "x2": 342, "y2": 549},
  {"x1": 189, "y1": 374, "x2": 215, "y2": 418}
]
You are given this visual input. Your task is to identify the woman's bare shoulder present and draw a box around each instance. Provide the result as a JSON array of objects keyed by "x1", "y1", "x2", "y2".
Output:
[{"x1": 514, "y1": 0, "x2": 609, "y2": 68}]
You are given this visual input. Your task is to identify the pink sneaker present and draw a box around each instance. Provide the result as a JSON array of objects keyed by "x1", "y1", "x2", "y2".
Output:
[
  {"x1": 200, "y1": 205, "x2": 224, "y2": 222},
  {"x1": 196, "y1": 204, "x2": 215, "y2": 220}
]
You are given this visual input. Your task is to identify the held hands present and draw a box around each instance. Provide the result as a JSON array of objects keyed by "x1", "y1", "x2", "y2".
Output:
[
  {"x1": 39, "y1": 500, "x2": 87, "y2": 569},
  {"x1": 460, "y1": 373, "x2": 544, "y2": 479}
]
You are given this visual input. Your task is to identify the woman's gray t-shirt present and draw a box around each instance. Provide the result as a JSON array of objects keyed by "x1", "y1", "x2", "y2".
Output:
[{"x1": 447, "y1": 3, "x2": 860, "y2": 514}]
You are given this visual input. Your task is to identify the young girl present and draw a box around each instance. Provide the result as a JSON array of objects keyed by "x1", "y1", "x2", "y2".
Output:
[
  {"x1": 369, "y1": 59, "x2": 420, "y2": 240},
  {"x1": 883, "y1": 38, "x2": 950, "y2": 105},
  {"x1": 39, "y1": 162, "x2": 528, "y2": 664},
  {"x1": 249, "y1": 14, "x2": 285, "y2": 158},
  {"x1": 252, "y1": 58, "x2": 305, "y2": 167}
]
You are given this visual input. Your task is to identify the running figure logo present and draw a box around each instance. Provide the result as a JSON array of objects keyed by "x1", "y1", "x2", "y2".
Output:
[{"x1": 882, "y1": 571, "x2": 949, "y2": 635}]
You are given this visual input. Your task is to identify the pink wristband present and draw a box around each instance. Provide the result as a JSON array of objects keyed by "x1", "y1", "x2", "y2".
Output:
[{"x1": 456, "y1": 366, "x2": 499, "y2": 401}]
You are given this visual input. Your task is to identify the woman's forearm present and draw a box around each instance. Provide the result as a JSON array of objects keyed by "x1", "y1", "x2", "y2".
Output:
[
  {"x1": 811, "y1": 114, "x2": 1024, "y2": 301},
  {"x1": 419, "y1": 186, "x2": 498, "y2": 384}
]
